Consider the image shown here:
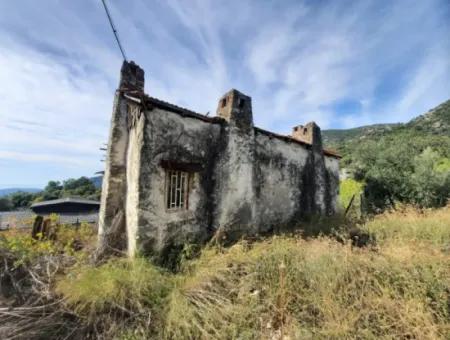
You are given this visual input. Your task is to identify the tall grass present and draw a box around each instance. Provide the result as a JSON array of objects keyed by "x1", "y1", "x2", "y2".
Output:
[
  {"x1": 340, "y1": 178, "x2": 364, "y2": 209},
  {"x1": 53, "y1": 207, "x2": 450, "y2": 339},
  {"x1": 364, "y1": 205, "x2": 450, "y2": 246},
  {"x1": 56, "y1": 258, "x2": 172, "y2": 338},
  {"x1": 165, "y1": 236, "x2": 449, "y2": 339}
]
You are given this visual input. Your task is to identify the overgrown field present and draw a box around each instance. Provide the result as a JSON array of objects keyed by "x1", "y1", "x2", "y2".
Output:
[{"x1": 1, "y1": 207, "x2": 449, "y2": 339}]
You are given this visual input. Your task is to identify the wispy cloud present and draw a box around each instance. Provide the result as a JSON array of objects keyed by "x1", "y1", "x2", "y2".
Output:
[{"x1": 0, "y1": 0, "x2": 448, "y2": 186}]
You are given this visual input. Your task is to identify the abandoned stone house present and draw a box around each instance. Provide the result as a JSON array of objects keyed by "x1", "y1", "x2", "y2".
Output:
[{"x1": 98, "y1": 61, "x2": 340, "y2": 258}]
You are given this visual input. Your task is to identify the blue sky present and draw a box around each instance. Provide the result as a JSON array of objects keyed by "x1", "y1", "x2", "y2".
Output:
[{"x1": 0, "y1": 0, "x2": 449, "y2": 188}]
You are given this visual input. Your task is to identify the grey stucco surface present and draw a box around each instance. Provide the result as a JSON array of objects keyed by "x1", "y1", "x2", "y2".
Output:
[
  {"x1": 133, "y1": 108, "x2": 223, "y2": 256},
  {"x1": 99, "y1": 61, "x2": 340, "y2": 259}
]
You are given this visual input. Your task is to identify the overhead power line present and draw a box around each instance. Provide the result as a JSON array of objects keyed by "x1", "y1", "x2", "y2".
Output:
[{"x1": 101, "y1": 0, "x2": 128, "y2": 61}]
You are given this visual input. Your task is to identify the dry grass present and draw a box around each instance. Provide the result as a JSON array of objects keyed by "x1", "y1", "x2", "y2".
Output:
[
  {"x1": 163, "y1": 207, "x2": 450, "y2": 339},
  {"x1": 2, "y1": 207, "x2": 449, "y2": 339},
  {"x1": 0, "y1": 223, "x2": 96, "y2": 339},
  {"x1": 56, "y1": 258, "x2": 172, "y2": 339},
  {"x1": 365, "y1": 205, "x2": 450, "y2": 246}
]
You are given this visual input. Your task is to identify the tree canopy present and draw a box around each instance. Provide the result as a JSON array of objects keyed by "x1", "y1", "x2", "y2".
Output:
[{"x1": 0, "y1": 177, "x2": 101, "y2": 211}]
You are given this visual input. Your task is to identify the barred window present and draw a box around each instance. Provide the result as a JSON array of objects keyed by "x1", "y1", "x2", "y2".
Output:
[{"x1": 165, "y1": 170, "x2": 189, "y2": 210}]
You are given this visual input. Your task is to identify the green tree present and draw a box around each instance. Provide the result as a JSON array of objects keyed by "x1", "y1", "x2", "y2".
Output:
[
  {"x1": 411, "y1": 148, "x2": 450, "y2": 207},
  {"x1": 0, "y1": 197, "x2": 12, "y2": 211},
  {"x1": 33, "y1": 177, "x2": 100, "y2": 202},
  {"x1": 42, "y1": 181, "x2": 63, "y2": 200},
  {"x1": 9, "y1": 191, "x2": 35, "y2": 209},
  {"x1": 346, "y1": 130, "x2": 450, "y2": 209},
  {"x1": 62, "y1": 177, "x2": 96, "y2": 197}
]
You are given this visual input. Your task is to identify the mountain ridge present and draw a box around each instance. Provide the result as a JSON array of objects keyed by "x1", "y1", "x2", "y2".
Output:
[
  {"x1": 0, "y1": 188, "x2": 41, "y2": 197},
  {"x1": 323, "y1": 99, "x2": 450, "y2": 149}
]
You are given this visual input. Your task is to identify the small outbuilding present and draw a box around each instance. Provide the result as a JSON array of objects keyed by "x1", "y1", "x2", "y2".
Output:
[{"x1": 31, "y1": 198, "x2": 100, "y2": 215}]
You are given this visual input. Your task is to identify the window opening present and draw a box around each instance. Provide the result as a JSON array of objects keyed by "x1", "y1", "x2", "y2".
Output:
[
  {"x1": 166, "y1": 170, "x2": 189, "y2": 210},
  {"x1": 221, "y1": 98, "x2": 227, "y2": 108}
]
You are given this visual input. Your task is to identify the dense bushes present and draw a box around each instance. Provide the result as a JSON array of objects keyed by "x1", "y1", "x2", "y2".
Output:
[
  {"x1": 329, "y1": 101, "x2": 450, "y2": 211},
  {"x1": 348, "y1": 136, "x2": 450, "y2": 211}
]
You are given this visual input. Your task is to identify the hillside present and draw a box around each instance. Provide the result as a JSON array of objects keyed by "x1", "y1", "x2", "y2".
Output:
[
  {"x1": 323, "y1": 99, "x2": 450, "y2": 150},
  {"x1": 323, "y1": 99, "x2": 450, "y2": 210},
  {"x1": 0, "y1": 188, "x2": 41, "y2": 197},
  {"x1": 407, "y1": 99, "x2": 450, "y2": 134},
  {"x1": 322, "y1": 123, "x2": 400, "y2": 147}
]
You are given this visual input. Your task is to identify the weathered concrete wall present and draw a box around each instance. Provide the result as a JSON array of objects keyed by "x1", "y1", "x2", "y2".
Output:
[
  {"x1": 125, "y1": 103, "x2": 145, "y2": 256},
  {"x1": 97, "y1": 61, "x2": 144, "y2": 257},
  {"x1": 135, "y1": 108, "x2": 222, "y2": 257},
  {"x1": 128, "y1": 105, "x2": 339, "y2": 257},
  {"x1": 97, "y1": 93, "x2": 129, "y2": 251},
  {"x1": 214, "y1": 90, "x2": 257, "y2": 238},
  {"x1": 99, "y1": 61, "x2": 340, "y2": 259},
  {"x1": 253, "y1": 131, "x2": 310, "y2": 231},
  {"x1": 324, "y1": 156, "x2": 340, "y2": 214}
]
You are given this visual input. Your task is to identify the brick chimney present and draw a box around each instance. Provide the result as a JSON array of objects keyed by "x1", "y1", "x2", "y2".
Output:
[
  {"x1": 291, "y1": 122, "x2": 323, "y2": 149},
  {"x1": 216, "y1": 89, "x2": 253, "y2": 131},
  {"x1": 119, "y1": 60, "x2": 145, "y2": 92}
]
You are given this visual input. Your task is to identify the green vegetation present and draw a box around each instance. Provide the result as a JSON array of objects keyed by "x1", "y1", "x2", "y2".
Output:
[
  {"x1": 3, "y1": 207, "x2": 447, "y2": 339},
  {"x1": 0, "y1": 176, "x2": 101, "y2": 211},
  {"x1": 0, "y1": 197, "x2": 13, "y2": 211},
  {"x1": 0, "y1": 220, "x2": 95, "y2": 266},
  {"x1": 324, "y1": 99, "x2": 450, "y2": 211},
  {"x1": 1, "y1": 100, "x2": 449, "y2": 338},
  {"x1": 323, "y1": 123, "x2": 400, "y2": 147},
  {"x1": 162, "y1": 208, "x2": 450, "y2": 339},
  {"x1": 57, "y1": 258, "x2": 172, "y2": 338},
  {"x1": 339, "y1": 178, "x2": 364, "y2": 209}
]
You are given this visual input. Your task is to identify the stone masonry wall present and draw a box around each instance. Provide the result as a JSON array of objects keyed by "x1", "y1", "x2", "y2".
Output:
[
  {"x1": 133, "y1": 109, "x2": 223, "y2": 257},
  {"x1": 99, "y1": 61, "x2": 340, "y2": 259}
]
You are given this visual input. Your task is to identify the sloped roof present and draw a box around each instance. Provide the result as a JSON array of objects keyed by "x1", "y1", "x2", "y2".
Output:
[
  {"x1": 31, "y1": 197, "x2": 100, "y2": 208},
  {"x1": 121, "y1": 89, "x2": 341, "y2": 159}
]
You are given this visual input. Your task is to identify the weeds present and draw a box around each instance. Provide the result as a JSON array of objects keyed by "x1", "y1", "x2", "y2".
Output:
[
  {"x1": 165, "y1": 235, "x2": 449, "y2": 339},
  {"x1": 56, "y1": 257, "x2": 172, "y2": 338},
  {"x1": 1, "y1": 207, "x2": 449, "y2": 339}
]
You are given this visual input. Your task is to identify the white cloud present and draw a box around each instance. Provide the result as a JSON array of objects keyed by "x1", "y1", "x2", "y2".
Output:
[
  {"x1": 0, "y1": 0, "x2": 448, "y2": 186},
  {"x1": 393, "y1": 50, "x2": 450, "y2": 121},
  {"x1": 0, "y1": 151, "x2": 86, "y2": 166},
  {"x1": 0, "y1": 36, "x2": 113, "y2": 180}
]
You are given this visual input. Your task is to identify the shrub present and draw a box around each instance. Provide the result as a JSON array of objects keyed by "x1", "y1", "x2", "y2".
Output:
[
  {"x1": 56, "y1": 258, "x2": 173, "y2": 338},
  {"x1": 0, "y1": 222, "x2": 95, "y2": 266},
  {"x1": 340, "y1": 178, "x2": 364, "y2": 209}
]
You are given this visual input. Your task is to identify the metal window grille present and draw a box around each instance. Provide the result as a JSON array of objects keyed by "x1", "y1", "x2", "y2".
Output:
[{"x1": 166, "y1": 170, "x2": 189, "y2": 210}]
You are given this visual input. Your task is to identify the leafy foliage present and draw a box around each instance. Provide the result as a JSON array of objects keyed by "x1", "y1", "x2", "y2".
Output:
[
  {"x1": 339, "y1": 178, "x2": 363, "y2": 209},
  {"x1": 324, "y1": 99, "x2": 450, "y2": 210},
  {"x1": 0, "y1": 221, "x2": 95, "y2": 266},
  {"x1": 0, "y1": 176, "x2": 101, "y2": 211},
  {"x1": 10, "y1": 191, "x2": 36, "y2": 209},
  {"x1": 0, "y1": 197, "x2": 13, "y2": 211}
]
